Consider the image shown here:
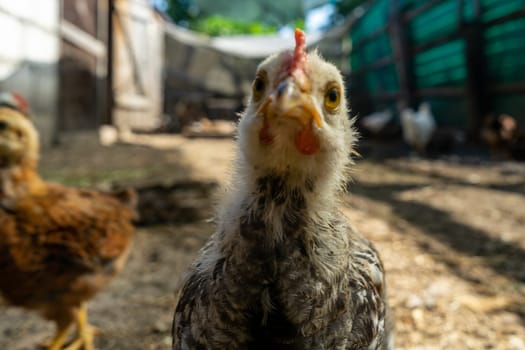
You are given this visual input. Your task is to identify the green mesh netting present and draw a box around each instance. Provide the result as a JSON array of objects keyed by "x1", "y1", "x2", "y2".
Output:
[
  {"x1": 481, "y1": 0, "x2": 525, "y2": 23},
  {"x1": 484, "y1": 18, "x2": 525, "y2": 83},
  {"x1": 409, "y1": 1, "x2": 459, "y2": 47},
  {"x1": 425, "y1": 97, "x2": 468, "y2": 128},
  {"x1": 365, "y1": 63, "x2": 399, "y2": 92},
  {"x1": 349, "y1": 0, "x2": 525, "y2": 127},
  {"x1": 414, "y1": 40, "x2": 466, "y2": 87},
  {"x1": 351, "y1": 0, "x2": 389, "y2": 44}
]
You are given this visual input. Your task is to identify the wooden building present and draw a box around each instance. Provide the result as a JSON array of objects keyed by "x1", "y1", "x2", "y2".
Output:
[
  {"x1": 0, "y1": 0, "x2": 60, "y2": 146},
  {"x1": 0, "y1": 0, "x2": 164, "y2": 146}
]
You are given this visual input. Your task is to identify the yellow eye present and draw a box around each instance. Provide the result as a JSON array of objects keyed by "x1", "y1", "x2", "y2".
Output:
[
  {"x1": 324, "y1": 84, "x2": 341, "y2": 112},
  {"x1": 252, "y1": 73, "x2": 267, "y2": 101}
]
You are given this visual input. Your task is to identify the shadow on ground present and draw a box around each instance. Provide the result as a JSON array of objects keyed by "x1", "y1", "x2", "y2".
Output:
[{"x1": 351, "y1": 181, "x2": 525, "y2": 285}]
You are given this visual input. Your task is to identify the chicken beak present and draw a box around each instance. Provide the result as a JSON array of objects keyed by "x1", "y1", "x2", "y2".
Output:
[
  {"x1": 257, "y1": 78, "x2": 322, "y2": 155},
  {"x1": 262, "y1": 78, "x2": 322, "y2": 129}
]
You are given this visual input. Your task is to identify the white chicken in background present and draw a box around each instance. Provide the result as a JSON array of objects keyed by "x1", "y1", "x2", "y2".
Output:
[
  {"x1": 360, "y1": 109, "x2": 393, "y2": 135},
  {"x1": 401, "y1": 102, "x2": 436, "y2": 154}
]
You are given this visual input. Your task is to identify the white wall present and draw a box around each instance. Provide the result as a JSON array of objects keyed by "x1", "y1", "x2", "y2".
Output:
[{"x1": 0, "y1": 0, "x2": 60, "y2": 146}]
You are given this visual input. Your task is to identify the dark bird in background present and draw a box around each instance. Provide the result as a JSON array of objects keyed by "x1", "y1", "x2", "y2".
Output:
[
  {"x1": 481, "y1": 113, "x2": 525, "y2": 160},
  {"x1": 172, "y1": 29, "x2": 393, "y2": 350},
  {"x1": 0, "y1": 93, "x2": 136, "y2": 350}
]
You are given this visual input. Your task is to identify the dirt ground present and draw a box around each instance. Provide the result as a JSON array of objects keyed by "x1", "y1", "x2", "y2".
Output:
[{"x1": 1, "y1": 133, "x2": 524, "y2": 350}]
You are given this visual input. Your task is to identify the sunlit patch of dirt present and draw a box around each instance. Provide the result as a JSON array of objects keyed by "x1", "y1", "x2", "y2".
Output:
[{"x1": 1, "y1": 133, "x2": 524, "y2": 349}]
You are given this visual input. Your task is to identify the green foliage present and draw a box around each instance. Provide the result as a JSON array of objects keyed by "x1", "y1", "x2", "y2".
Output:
[
  {"x1": 192, "y1": 15, "x2": 277, "y2": 36},
  {"x1": 290, "y1": 18, "x2": 306, "y2": 31},
  {"x1": 163, "y1": 0, "x2": 303, "y2": 35}
]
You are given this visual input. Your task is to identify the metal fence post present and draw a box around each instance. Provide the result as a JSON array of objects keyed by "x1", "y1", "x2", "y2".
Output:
[
  {"x1": 388, "y1": 0, "x2": 415, "y2": 111},
  {"x1": 461, "y1": 0, "x2": 487, "y2": 138}
]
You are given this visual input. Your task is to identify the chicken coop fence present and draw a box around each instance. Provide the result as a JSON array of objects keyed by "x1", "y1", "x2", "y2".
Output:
[{"x1": 349, "y1": 0, "x2": 525, "y2": 133}]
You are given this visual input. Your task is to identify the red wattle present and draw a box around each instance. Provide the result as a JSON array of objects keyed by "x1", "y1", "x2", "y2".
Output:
[{"x1": 295, "y1": 125, "x2": 319, "y2": 155}]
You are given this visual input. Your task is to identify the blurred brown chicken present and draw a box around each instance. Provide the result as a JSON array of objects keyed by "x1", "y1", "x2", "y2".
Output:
[
  {"x1": 0, "y1": 93, "x2": 136, "y2": 350},
  {"x1": 480, "y1": 113, "x2": 524, "y2": 160}
]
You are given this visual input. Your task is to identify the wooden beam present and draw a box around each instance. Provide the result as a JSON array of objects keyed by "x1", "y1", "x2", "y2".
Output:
[
  {"x1": 403, "y1": 0, "x2": 443, "y2": 22},
  {"x1": 412, "y1": 32, "x2": 461, "y2": 54},
  {"x1": 97, "y1": 0, "x2": 111, "y2": 126},
  {"x1": 416, "y1": 87, "x2": 465, "y2": 97},
  {"x1": 115, "y1": 94, "x2": 150, "y2": 111},
  {"x1": 0, "y1": 5, "x2": 55, "y2": 34},
  {"x1": 113, "y1": 4, "x2": 147, "y2": 96},
  {"x1": 351, "y1": 92, "x2": 400, "y2": 100},
  {"x1": 107, "y1": 0, "x2": 115, "y2": 125},
  {"x1": 457, "y1": 0, "x2": 464, "y2": 28},
  {"x1": 369, "y1": 92, "x2": 400, "y2": 100},
  {"x1": 473, "y1": 0, "x2": 481, "y2": 18},
  {"x1": 351, "y1": 56, "x2": 395, "y2": 75},
  {"x1": 489, "y1": 83, "x2": 525, "y2": 94},
  {"x1": 352, "y1": 24, "x2": 389, "y2": 50},
  {"x1": 389, "y1": 0, "x2": 415, "y2": 109},
  {"x1": 60, "y1": 20, "x2": 106, "y2": 59},
  {"x1": 463, "y1": 20, "x2": 488, "y2": 137},
  {"x1": 484, "y1": 8, "x2": 525, "y2": 27}
]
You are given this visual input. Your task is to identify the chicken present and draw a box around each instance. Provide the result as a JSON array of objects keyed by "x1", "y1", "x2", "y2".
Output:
[
  {"x1": 0, "y1": 91, "x2": 30, "y2": 115},
  {"x1": 480, "y1": 113, "x2": 523, "y2": 160},
  {"x1": 400, "y1": 102, "x2": 436, "y2": 154},
  {"x1": 0, "y1": 93, "x2": 136, "y2": 350},
  {"x1": 172, "y1": 29, "x2": 393, "y2": 350},
  {"x1": 426, "y1": 127, "x2": 465, "y2": 155},
  {"x1": 360, "y1": 109, "x2": 393, "y2": 135}
]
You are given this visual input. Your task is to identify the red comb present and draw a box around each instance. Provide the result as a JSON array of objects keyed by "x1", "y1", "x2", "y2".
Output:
[
  {"x1": 12, "y1": 92, "x2": 29, "y2": 115},
  {"x1": 290, "y1": 28, "x2": 307, "y2": 75}
]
